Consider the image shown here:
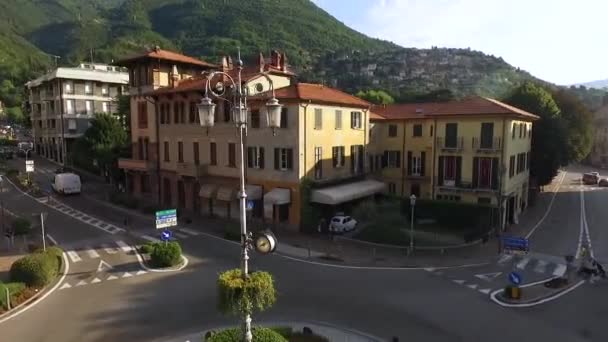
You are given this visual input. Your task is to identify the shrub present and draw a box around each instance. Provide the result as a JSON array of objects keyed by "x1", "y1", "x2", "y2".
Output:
[
  {"x1": 217, "y1": 269, "x2": 276, "y2": 316},
  {"x1": 12, "y1": 217, "x2": 32, "y2": 236},
  {"x1": 10, "y1": 252, "x2": 59, "y2": 287},
  {"x1": 206, "y1": 326, "x2": 287, "y2": 342},
  {"x1": 0, "y1": 282, "x2": 26, "y2": 309},
  {"x1": 150, "y1": 241, "x2": 182, "y2": 267},
  {"x1": 139, "y1": 242, "x2": 157, "y2": 254},
  {"x1": 35, "y1": 246, "x2": 64, "y2": 260}
]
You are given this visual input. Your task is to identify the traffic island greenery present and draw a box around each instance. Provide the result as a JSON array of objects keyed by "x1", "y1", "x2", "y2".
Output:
[
  {"x1": 205, "y1": 326, "x2": 288, "y2": 342},
  {"x1": 217, "y1": 269, "x2": 276, "y2": 317},
  {"x1": 9, "y1": 247, "x2": 62, "y2": 287},
  {"x1": 141, "y1": 241, "x2": 183, "y2": 268}
]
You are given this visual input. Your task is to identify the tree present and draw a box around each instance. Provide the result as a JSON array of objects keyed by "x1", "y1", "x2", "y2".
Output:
[
  {"x1": 6, "y1": 107, "x2": 25, "y2": 125},
  {"x1": 504, "y1": 82, "x2": 566, "y2": 186},
  {"x1": 355, "y1": 89, "x2": 395, "y2": 105},
  {"x1": 550, "y1": 89, "x2": 594, "y2": 162},
  {"x1": 397, "y1": 89, "x2": 455, "y2": 103}
]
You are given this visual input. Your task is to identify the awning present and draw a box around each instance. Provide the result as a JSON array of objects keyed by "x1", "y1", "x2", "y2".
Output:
[
  {"x1": 199, "y1": 184, "x2": 217, "y2": 198},
  {"x1": 217, "y1": 187, "x2": 235, "y2": 202},
  {"x1": 310, "y1": 179, "x2": 386, "y2": 205},
  {"x1": 263, "y1": 188, "x2": 291, "y2": 205},
  {"x1": 243, "y1": 185, "x2": 263, "y2": 200}
]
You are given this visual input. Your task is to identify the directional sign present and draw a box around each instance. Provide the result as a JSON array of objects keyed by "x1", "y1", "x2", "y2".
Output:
[
  {"x1": 25, "y1": 160, "x2": 34, "y2": 172},
  {"x1": 155, "y1": 209, "x2": 177, "y2": 229},
  {"x1": 508, "y1": 271, "x2": 522, "y2": 285},
  {"x1": 160, "y1": 229, "x2": 172, "y2": 241},
  {"x1": 502, "y1": 236, "x2": 529, "y2": 253},
  {"x1": 246, "y1": 200, "x2": 254, "y2": 211},
  {"x1": 474, "y1": 272, "x2": 502, "y2": 282}
]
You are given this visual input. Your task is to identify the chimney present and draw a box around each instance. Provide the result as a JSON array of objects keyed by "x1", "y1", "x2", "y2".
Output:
[
  {"x1": 258, "y1": 52, "x2": 265, "y2": 72},
  {"x1": 270, "y1": 50, "x2": 281, "y2": 68},
  {"x1": 221, "y1": 56, "x2": 234, "y2": 71},
  {"x1": 280, "y1": 52, "x2": 287, "y2": 71},
  {"x1": 171, "y1": 65, "x2": 179, "y2": 88}
]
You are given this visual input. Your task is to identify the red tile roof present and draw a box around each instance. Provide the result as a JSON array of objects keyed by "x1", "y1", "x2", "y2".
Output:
[
  {"x1": 115, "y1": 47, "x2": 217, "y2": 68},
  {"x1": 254, "y1": 83, "x2": 370, "y2": 108},
  {"x1": 371, "y1": 96, "x2": 539, "y2": 121}
]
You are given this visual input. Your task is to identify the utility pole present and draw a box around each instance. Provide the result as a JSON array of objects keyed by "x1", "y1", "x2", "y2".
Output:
[{"x1": 40, "y1": 212, "x2": 46, "y2": 251}]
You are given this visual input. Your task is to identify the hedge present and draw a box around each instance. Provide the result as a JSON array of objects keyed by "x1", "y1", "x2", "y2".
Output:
[
  {"x1": 150, "y1": 241, "x2": 182, "y2": 267},
  {"x1": 9, "y1": 249, "x2": 61, "y2": 287},
  {"x1": 205, "y1": 326, "x2": 287, "y2": 342},
  {"x1": 401, "y1": 198, "x2": 492, "y2": 230},
  {"x1": 217, "y1": 269, "x2": 276, "y2": 316},
  {"x1": 139, "y1": 242, "x2": 157, "y2": 254}
]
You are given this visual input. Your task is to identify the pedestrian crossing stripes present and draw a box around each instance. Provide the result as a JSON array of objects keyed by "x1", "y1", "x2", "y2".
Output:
[
  {"x1": 141, "y1": 235, "x2": 160, "y2": 243},
  {"x1": 65, "y1": 240, "x2": 131, "y2": 263},
  {"x1": 115, "y1": 240, "x2": 132, "y2": 253},
  {"x1": 43, "y1": 198, "x2": 125, "y2": 235},
  {"x1": 66, "y1": 250, "x2": 82, "y2": 263},
  {"x1": 85, "y1": 247, "x2": 100, "y2": 259}
]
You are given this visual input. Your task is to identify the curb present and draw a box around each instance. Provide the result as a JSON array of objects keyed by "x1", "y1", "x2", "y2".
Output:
[
  {"x1": 0, "y1": 248, "x2": 70, "y2": 324},
  {"x1": 490, "y1": 276, "x2": 585, "y2": 308},
  {"x1": 133, "y1": 242, "x2": 189, "y2": 273}
]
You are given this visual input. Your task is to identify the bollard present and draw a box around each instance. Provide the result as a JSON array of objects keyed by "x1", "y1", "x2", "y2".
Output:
[{"x1": 5, "y1": 287, "x2": 10, "y2": 310}]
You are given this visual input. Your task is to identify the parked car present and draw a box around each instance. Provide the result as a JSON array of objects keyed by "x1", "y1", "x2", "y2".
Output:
[
  {"x1": 52, "y1": 173, "x2": 81, "y2": 195},
  {"x1": 583, "y1": 172, "x2": 600, "y2": 185},
  {"x1": 329, "y1": 215, "x2": 357, "y2": 234},
  {"x1": 599, "y1": 178, "x2": 608, "y2": 187}
]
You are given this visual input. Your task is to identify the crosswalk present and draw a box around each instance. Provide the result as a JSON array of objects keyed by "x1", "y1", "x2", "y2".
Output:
[
  {"x1": 497, "y1": 253, "x2": 567, "y2": 277},
  {"x1": 43, "y1": 198, "x2": 125, "y2": 234}
]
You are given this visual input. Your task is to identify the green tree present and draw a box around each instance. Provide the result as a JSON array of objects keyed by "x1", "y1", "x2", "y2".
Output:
[
  {"x1": 5, "y1": 107, "x2": 25, "y2": 124},
  {"x1": 504, "y1": 82, "x2": 566, "y2": 186},
  {"x1": 550, "y1": 89, "x2": 594, "y2": 162},
  {"x1": 397, "y1": 89, "x2": 455, "y2": 103},
  {"x1": 355, "y1": 89, "x2": 395, "y2": 105}
]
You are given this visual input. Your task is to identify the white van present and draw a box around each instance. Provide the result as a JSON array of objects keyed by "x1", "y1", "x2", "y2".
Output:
[{"x1": 52, "y1": 173, "x2": 81, "y2": 195}]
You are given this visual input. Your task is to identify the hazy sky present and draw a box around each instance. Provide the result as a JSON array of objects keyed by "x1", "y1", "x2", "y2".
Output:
[{"x1": 311, "y1": 0, "x2": 606, "y2": 85}]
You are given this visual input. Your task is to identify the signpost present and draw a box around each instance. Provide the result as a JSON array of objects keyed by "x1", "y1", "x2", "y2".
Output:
[
  {"x1": 25, "y1": 160, "x2": 34, "y2": 183},
  {"x1": 508, "y1": 271, "x2": 522, "y2": 285},
  {"x1": 501, "y1": 236, "x2": 529, "y2": 254},
  {"x1": 160, "y1": 229, "x2": 172, "y2": 243},
  {"x1": 155, "y1": 209, "x2": 177, "y2": 229}
]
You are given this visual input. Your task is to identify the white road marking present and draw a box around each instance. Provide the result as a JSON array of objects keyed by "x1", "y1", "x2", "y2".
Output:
[
  {"x1": 173, "y1": 232, "x2": 188, "y2": 239},
  {"x1": 474, "y1": 272, "x2": 502, "y2": 281},
  {"x1": 141, "y1": 235, "x2": 160, "y2": 243},
  {"x1": 97, "y1": 260, "x2": 113, "y2": 272},
  {"x1": 525, "y1": 171, "x2": 567, "y2": 238},
  {"x1": 85, "y1": 247, "x2": 100, "y2": 259},
  {"x1": 534, "y1": 260, "x2": 548, "y2": 273},
  {"x1": 497, "y1": 254, "x2": 513, "y2": 265},
  {"x1": 424, "y1": 268, "x2": 436, "y2": 272},
  {"x1": 466, "y1": 284, "x2": 478, "y2": 290},
  {"x1": 75, "y1": 280, "x2": 87, "y2": 287},
  {"x1": 101, "y1": 244, "x2": 118, "y2": 254},
  {"x1": 122, "y1": 272, "x2": 133, "y2": 278},
  {"x1": 59, "y1": 283, "x2": 72, "y2": 290},
  {"x1": 107, "y1": 275, "x2": 118, "y2": 281},
  {"x1": 179, "y1": 228, "x2": 200, "y2": 236},
  {"x1": 452, "y1": 279, "x2": 465, "y2": 285},
  {"x1": 478, "y1": 288, "x2": 491, "y2": 295},
  {"x1": 552, "y1": 264, "x2": 567, "y2": 277},
  {"x1": 66, "y1": 250, "x2": 82, "y2": 263},
  {"x1": 115, "y1": 240, "x2": 132, "y2": 252},
  {"x1": 490, "y1": 277, "x2": 586, "y2": 308},
  {"x1": 135, "y1": 270, "x2": 147, "y2": 276},
  {"x1": 516, "y1": 257, "x2": 531, "y2": 270},
  {"x1": 90, "y1": 278, "x2": 101, "y2": 284}
]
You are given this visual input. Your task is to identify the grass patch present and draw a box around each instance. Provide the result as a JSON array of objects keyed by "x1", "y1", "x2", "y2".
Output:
[{"x1": 0, "y1": 281, "x2": 26, "y2": 310}]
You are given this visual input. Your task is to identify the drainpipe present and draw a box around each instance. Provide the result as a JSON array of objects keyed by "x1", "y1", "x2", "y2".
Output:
[
  {"x1": 401, "y1": 120, "x2": 407, "y2": 196},
  {"x1": 59, "y1": 79, "x2": 66, "y2": 165},
  {"x1": 431, "y1": 118, "x2": 437, "y2": 199},
  {"x1": 299, "y1": 100, "x2": 311, "y2": 177}
]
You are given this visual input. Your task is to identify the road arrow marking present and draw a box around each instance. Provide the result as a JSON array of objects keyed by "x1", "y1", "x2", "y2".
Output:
[
  {"x1": 107, "y1": 275, "x2": 118, "y2": 281},
  {"x1": 59, "y1": 283, "x2": 72, "y2": 290},
  {"x1": 478, "y1": 288, "x2": 491, "y2": 295},
  {"x1": 135, "y1": 270, "x2": 147, "y2": 276},
  {"x1": 466, "y1": 284, "x2": 478, "y2": 290},
  {"x1": 90, "y1": 277, "x2": 101, "y2": 284},
  {"x1": 474, "y1": 272, "x2": 502, "y2": 282},
  {"x1": 122, "y1": 272, "x2": 133, "y2": 278},
  {"x1": 115, "y1": 240, "x2": 132, "y2": 252},
  {"x1": 452, "y1": 279, "x2": 465, "y2": 285},
  {"x1": 75, "y1": 280, "x2": 87, "y2": 287},
  {"x1": 97, "y1": 260, "x2": 113, "y2": 272}
]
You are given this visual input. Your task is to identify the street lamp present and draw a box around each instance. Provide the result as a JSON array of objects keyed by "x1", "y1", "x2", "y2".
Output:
[
  {"x1": 197, "y1": 50, "x2": 280, "y2": 342},
  {"x1": 409, "y1": 194, "x2": 416, "y2": 254}
]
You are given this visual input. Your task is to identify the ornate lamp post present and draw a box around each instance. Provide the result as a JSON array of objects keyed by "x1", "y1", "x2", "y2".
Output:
[{"x1": 197, "y1": 50, "x2": 280, "y2": 342}]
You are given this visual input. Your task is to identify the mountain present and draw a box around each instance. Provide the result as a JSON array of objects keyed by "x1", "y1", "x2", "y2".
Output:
[
  {"x1": 0, "y1": 0, "x2": 605, "y2": 112},
  {"x1": 576, "y1": 79, "x2": 608, "y2": 90}
]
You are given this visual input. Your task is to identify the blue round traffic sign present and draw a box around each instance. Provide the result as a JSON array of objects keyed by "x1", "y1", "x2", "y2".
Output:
[
  {"x1": 160, "y1": 229, "x2": 172, "y2": 241},
  {"x1": 508, "y1": 272, "x2": 522, "y2": 285}
]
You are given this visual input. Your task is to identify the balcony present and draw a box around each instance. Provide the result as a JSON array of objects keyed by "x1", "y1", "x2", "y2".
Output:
[
  {"x1": 176, "y1": 162, "x2": 208, "y2": 178},
  {"x1": 435, "y1": 178, "x2": 498, "y2": 194},
  {"x1": 118, "y1": 158, "x2": 155, "y2": 171},
  {"x1": 472, "y1": 137, "x2": 502, "y2": 153},
  {"x1": 436, "y1": 137, "x2": 465, "y2": 152}
]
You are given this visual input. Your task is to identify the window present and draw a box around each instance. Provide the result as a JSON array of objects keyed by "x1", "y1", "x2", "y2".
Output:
[
  {"x1": 386, "y1": 150, "x2": 401, "y2": 168},
  {"x1": 223, "y1": 101, "x2": 231, "y2": 122},
  {"x1": 64, "y1": 82, "x2": 73, "y2": 94},
  {"x1": 178, "y1": 141, "x2": 184, "y2": 163},
  {"x1": 509, "y1": 155, "x2": 515, "y2": 177},
  {"x1": 407, "y1": 151, "x2": 425, "y2": 176},
  {"x1": 332, "y1": 146, "x2": 345, "y2": 167},
  {"x1": 102, "y1": 102, "x2": 109, "y2": 113},
  {"x1": 228, "y1": 143, "x2": 236, "y2": 167},
  {"x1": 388, "y1": 124, "x2": 398, "y2": 137},
  {"x1": 193, "y1": 142, "x2": 199, "y2": 165},
  {"x1": 512, "y1": 123, "x2": 516, "y2": 139},
  {"x1": 85, "y1": 82, "x2": 93, "y2": 95},
  {"x1": 210, "y1": 142, "x2": 217, "y2": 165},
  {"x1": 438, "y1": 156, "x2": 460, "y2": 186},
  {"x1": 280, "y1": 107, "x2": 288, "y2": 128},
  {"x1": 314, "y1": 147, "x2": 323, "y2": 179},
  {"x1": 143, "y1": 137, "x2": 149, "y2": 160},
  {"x1": 350, "y1": 111, "x2": 362, "y2": 129},
  {"x1": 85, "y1": 100, "x2": 93, "y2": 114},
  {"x1": 251, "y1": 110, "x2": 260, "y2": 128},
  {"x1": 189, "y1": 102, "x2": 197, "y2": 123},
  {"x1": 335, "y1": 110, "x2": 342, "y2": 129},
  {"x1": 445, "y1": 123, "x2": 458, "y2": 148},
  {"x1": 473, "y1": 157, "x2": 496, "y2": 189},
  {"x1": 351, "y1": 145, "x2": 364, "y2": 174},
  {"x1": 274, "y1": 148, "x2": 293, "y2": 170},
  {"x1": 137, "y1": 102, "x2": 147, "y2": 128},
  {"x1": 101, "y1": 84, "x2": 109, "y2": 96},
  {"x1": 180, "y1": 102, "x2": 186, "y2": 123},
  {"x1": 164, "y1": 141, "x2": 170, "y2": 162},
  {"x1": 413, "y1": 124, "x2": 422, "y2": 137},
  {"x1": 480, "y1": 122, "x2": 494, "y2": 149},
  {"x1": 66, "y1": 99, "x2": 75, "y2": 114},
  {"x1": 523, "y1": 124, "x2": 527, "y2": 138},
  {"x1": 410, "y1": 184, "x2": 421, "y2": 197},
  {"x1": 519, "y1": 123, "x2": 523, "y2": 138},
  {"x1": 388, "y1": 183, "x2": 396, "y2": 195},
  {"x1": 314, "y1": 108, "x2": 323, "y2": 129},
  {"x1": 247, "y1": 147, "x2": 265, "y2": 169},
  {"x1": 430, "y1": 125, "x2": 434, "y2": 137},
  {"x1": 174, "y1": 102, "x2": 179, "y2": 123}
]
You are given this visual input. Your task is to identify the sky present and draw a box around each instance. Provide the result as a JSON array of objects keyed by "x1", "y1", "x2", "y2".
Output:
[{"x1": 311, "y1": 0, "x2": 607, "y2": 85}]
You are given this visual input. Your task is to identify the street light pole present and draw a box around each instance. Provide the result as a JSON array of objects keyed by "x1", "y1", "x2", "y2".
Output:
[{"x1": 409, "y1": 194, "x2": 416, "y2": 254}]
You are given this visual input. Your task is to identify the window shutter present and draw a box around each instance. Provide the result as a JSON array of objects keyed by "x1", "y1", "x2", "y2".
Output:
[
  {"x1": 274, "y1": 148, "x2": 279, "y2": 170},
  {"x1": 383, "y1": 151, "x2": 388, "y2": 168},
  {"x1": 280, "y1": 108, "x2": 288, "y2": 128},
  {"x1": 456, "y1": 157, "x2": 462, "y2": 185},
  {"x1": 491, "y1": 157, "x2": 499, "y2": 190},
  {"x1": 407, "y1": 151, "x2": 412, "y2": 175},
  {"x1": 247, "y1": 147, "x2": 253, "y2": 168},
  {"x1": 259, "y1": 147, "x2": 265, "y2": 169},
  {"x1": 421, "y1": 151, "x2": 426, "y2": 176},
  {"x1": 332, "y1": 147, "x2": 337, "y2": 167},
  {"x1": 350, "y1": 112, "x2": 355, "y2": 128},
  {"x1": 438, "y1": 156, "x2": 444, "y2": 186},
  {"x1": 287, "y1": 149, "x2": 293, "y2": 170},
  {"x1": 351, "y1": 146, "x2": 356, "y2": 172},
  {"x1": 472, "y1": 157, "x2": 479, "y2": 188}
]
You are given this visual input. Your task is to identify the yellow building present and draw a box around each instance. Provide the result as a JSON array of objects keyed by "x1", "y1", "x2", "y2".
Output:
[{"x1": 371, "y1": 97, "x2": 539, "y2": 229}]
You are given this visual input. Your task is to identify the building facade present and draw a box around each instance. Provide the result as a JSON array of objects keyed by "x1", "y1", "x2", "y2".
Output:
[
  {"x1": 26, "y1": 63, "x2": 129, "y2": 164},
  {"x1": 370, "y1": 97, "x2": 538, "y2": 229}
]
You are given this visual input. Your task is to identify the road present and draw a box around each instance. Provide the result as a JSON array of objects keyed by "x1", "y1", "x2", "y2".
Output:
[{"x1": 0, "y1": 160, "x2": 607, "y2": 342}]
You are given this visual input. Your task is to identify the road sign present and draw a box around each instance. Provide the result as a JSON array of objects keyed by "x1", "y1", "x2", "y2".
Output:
[
  {"x1": 25, "y1": 160, "x2": 34, "y2": 172},
  {"x1": 502, "y1": 236, "x2": 529, "y2": 253},
  {"x1": 155, "y1": 209, "x2": 177, "y2": 229},
  {"x1": 508, "y1": 272, "x2": 522, "y2": 285},
  {"x1": 160, "y1": 229, "x2": 172, "y2": 241},
  {"x1": 246, "y1": 200, "x2": 254, "y2": 211}
]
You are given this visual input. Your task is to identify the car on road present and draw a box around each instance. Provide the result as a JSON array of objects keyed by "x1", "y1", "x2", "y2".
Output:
[
  {"x1": 329, "y1": 215, "x2": 357, "y2": 234},
  {"x1": 599, "y1": 178, "x2": 608, "y2": 187},
  {"x1": 583, "y1": 172, "x2": 600, "y2": 185}
]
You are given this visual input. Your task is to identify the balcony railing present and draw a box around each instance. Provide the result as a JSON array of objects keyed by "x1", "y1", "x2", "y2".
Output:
[
  {"x1": 435, "y1": 178, "x2": 498, "y2": 193},
  {"x1": 436, "y1": 137, "x2": 465, "y2": 151},
  {"x1": 472, "y1": 137, "x2": 502, "y2": 152},
  {"x1": 176, "y1": 162, "x2": 208, "y2": 178},
  {"x1": 118, "y1": 158, "x2": 155, "y2": 171}
]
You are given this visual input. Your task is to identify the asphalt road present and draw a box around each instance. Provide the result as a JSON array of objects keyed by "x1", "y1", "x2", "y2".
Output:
[{"x1": 1, "y1": 163, "x2": 608, "y2": 342}]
